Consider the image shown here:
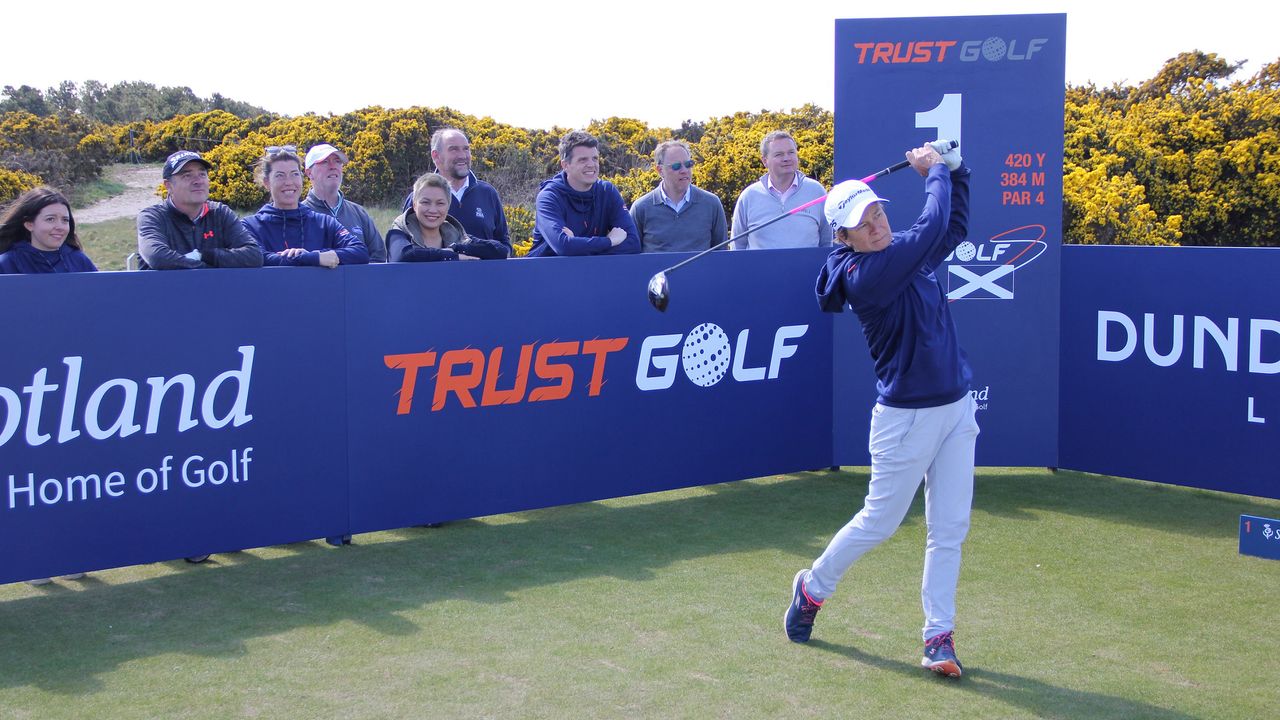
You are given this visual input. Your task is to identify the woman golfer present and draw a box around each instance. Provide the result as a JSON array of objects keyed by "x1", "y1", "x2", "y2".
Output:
[{"x1": 786, "y1": 141, "x2": 976, "y2": 679}]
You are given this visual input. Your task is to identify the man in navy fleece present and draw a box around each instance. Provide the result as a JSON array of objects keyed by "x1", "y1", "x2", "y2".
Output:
[
  {"x1": 399, "y1": 128, "x2": 510, "y2": 249},
  {"x1": 785, "y1": 141, "x2": 977, "y2": 680},
  {"x1": 527, "y1": 130, "x2": 639, "y2": 257}
]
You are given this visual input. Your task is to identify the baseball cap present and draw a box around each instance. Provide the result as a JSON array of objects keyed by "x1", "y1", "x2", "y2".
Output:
[
  {"x1": 304, "y1": 144, "x2": 348, "y2": 170},
  {"x1": 163, "y1": 150, "x2": 212, "y2": 179},
  {"x1": 824, "y1": 179, "x2": 889, "y2": 230}
]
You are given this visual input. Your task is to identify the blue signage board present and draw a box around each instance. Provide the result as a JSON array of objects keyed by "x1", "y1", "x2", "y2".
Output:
[
  {"x1": 342, "y1": 251, "x2": 835, "y2": 531},
  {"x1": 1060, "y1": 247, "x2": 1280, "y2": 500},
  {"x1": 0, "y1": 269, "x2": 350, "y2": 584},
  {"x1": 1240, "y1": 515, "x2": 1280, "y2": 561},
  {"x1": 832, "y1": 14, "x2": 1065, "y2": 466}
]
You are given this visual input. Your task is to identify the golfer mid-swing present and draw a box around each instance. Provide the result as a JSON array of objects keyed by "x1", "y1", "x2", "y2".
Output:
[{"x1": 786, "y1": 140, "x2": 976, "y2": 679}]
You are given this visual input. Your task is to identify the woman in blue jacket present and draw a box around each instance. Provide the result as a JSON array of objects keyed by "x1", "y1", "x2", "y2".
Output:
[
  {"x1": 0, "y1": 186, "x2": 98, "y2": 274},
  {"x1": 241, "y1": 146, "x2": 369, "y2": 268},
  {"x1": 388, "y1": 173, "x2": 508, "y2": 262}
]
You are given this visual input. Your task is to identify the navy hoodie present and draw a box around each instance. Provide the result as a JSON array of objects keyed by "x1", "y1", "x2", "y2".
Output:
[
  {"x1": 241, "y1": 204, "x2": 369, "y2": 267},
  {"x1": 528, "y1": 172, "x2": 639, "y2": 257},
  {"x1": 815, "y1": 164, "x2": 973, "y2": 408},
  {"x1": 0, "y1": 242, "x2": 97, "y2": 274}
]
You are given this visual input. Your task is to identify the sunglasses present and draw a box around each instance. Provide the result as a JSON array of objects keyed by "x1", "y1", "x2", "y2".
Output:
[
  {"x1": 666, "y1": 160, "x2": 695, "y2": 171},
  {"x1": 266, "y1": 145, "x2": 298, "y2": 155}
]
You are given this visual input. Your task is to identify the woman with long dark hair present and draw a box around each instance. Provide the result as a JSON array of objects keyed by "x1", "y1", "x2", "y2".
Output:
[{"x1": 0, "y1": 186, "x2": 97, "y2": 274}]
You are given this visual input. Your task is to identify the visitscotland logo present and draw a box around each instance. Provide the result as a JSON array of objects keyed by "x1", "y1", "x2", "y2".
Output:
[{"x1": 0, "y1": 347, "x2": 256, "y2": 449}]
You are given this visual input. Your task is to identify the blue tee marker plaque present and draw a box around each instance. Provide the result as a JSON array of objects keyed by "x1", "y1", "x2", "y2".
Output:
[{"x1": 1239, "y1": 515, "x2": 1280, "y2": 561}]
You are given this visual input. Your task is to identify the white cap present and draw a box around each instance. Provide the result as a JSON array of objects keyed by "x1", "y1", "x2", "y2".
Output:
[
  {"x1": 304, "y1": 144, "x2": 348, "y2": 170},
  {"x1": 824, "y1": 179, "x2": 888, "y2": 230}
]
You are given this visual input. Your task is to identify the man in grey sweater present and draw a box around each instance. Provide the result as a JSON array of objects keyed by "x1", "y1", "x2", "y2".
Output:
[
  {"x1": 630, "y1": 140, "x2": 727, "y2": 253},
  {"x1": 730, "y1": 130, "x2": 831, "y2": 250},
  {"x1": 303, "y1": 144, "x2": 387, "y2": 262}
]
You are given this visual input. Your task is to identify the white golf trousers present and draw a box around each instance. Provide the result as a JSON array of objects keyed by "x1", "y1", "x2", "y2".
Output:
[{"x1": 806, "y1": 394, "x2": 979, "y2": 641}]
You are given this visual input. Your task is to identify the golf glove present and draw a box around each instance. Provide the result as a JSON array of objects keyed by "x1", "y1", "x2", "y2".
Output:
[{"x1": 931, "y1": 140, "x2": 963, "y2": 171}]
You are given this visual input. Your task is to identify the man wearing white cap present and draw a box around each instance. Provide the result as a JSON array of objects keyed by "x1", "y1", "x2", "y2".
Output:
[
  {"x1": 303, "y1": 143, "x2": 386, "y2": 262},
  {"x1": 786, "y1": 140, "x2": 976, "y2": 680}
]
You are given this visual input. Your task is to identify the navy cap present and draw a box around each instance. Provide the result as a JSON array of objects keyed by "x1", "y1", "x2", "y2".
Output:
[{"x1": 163, "y1": 150, "x2": 213, "y2": 179}]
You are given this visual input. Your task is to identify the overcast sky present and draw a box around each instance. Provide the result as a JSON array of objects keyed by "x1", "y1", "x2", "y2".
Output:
[{"x1": 5, "y1": 0, "x2": 1273, "y2": 129}]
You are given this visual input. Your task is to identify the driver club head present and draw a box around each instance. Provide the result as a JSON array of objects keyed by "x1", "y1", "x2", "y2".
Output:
[{"x1": 647, "y1": 272, "x2": 670, "y2": 312}]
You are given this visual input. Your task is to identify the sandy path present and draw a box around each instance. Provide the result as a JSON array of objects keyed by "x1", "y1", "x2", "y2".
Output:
[{"x1": 77, "y1": 164, "x2": 163, "y2": 224}]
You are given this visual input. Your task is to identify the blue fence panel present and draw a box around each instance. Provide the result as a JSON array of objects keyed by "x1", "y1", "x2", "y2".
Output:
[
  {"x1": 343, "y1": 251, "x2": 835, "y2": 532},
  {"x1": 0, "y1": 269, "x2": 350, "y2": 584},
  {"x1": 1060, "y1": 246, "x2": 1280, "y2": 499}
]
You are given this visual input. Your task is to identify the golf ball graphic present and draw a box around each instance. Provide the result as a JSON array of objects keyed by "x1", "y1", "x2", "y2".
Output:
[
  {"x1": 682, "y1": 323, "x2": 731, "y2": 387},
  {"x1": 981, "y1": 37, "x2": 1007, "y2": 61},
  {"x1": 955, "y1": 241, "x2": 977, "y2": 262}
]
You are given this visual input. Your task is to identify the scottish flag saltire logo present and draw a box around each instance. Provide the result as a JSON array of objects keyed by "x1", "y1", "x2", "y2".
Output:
[{"x1": 946, "y1": 224, "x2": 1049, "y2": 301}]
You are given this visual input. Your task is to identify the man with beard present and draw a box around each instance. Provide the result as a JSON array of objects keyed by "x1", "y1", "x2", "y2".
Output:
[{"x1": 402, "y1": 128, "x2": 509, "y2": 249}]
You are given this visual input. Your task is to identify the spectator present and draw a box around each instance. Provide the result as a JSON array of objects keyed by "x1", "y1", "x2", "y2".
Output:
[
  {"x1": 303, "y1": 143, "x2": 387, "y2": 262},
  {"x1": 241, "y1": 145, "x2": 369, "y2": 268},
  {"x1": 136, "y1": 150, "x2": 263, "y2": 270},
  {"x1": 388, "y1": 173, "x2": 508, "y2": 262},
  {"x1": 631, "y1": 140, "x2": 727, "y2": 253},
  {"x1": 0, "y1": 186, "x2": 97, "y2": 273},
  {"x1": 528, "y1": 130, "x2": 639, "y2": 257},
  {"x1": 401, "y1": 128, "x2": 510, "y2": 248},
  {"x1": 730, "y1": 130, "x2": 830, "y2": 249}
]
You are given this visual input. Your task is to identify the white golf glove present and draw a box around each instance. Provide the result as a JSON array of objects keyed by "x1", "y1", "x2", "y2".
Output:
[
  {"x1": 930, "y1": 140, "x2": 963, "y2": 171},
  {"x1": 183, "y1": 249, "x2": 203, "y2": 262}
]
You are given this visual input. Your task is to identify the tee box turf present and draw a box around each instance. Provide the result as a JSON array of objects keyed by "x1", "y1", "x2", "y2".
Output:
[{"x1": 1239, "y1": 515, "x2": 1280, "y2": 561}]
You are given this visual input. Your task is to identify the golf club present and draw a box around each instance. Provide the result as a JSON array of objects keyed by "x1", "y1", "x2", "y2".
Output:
[{"x1": 646, "y1": 140, "x2": 958, "y2": 312}]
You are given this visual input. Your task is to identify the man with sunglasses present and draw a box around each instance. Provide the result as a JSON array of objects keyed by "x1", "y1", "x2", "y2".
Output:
[
  {"x1": 730, "y1": 130, "x2": 831, "y2": 250},
  {"x1": 630, "y1": 140, "x2": 727, "y2": 253},
  {"x1": 136, "y1": 150, "x2": 263, "y2": 270}
]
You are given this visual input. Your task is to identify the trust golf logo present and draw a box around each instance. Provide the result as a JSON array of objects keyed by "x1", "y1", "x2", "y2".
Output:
[
  {"x1": 944, "y1": 224, "x2": 1049, "y2": 300},
  {"x1": 383, "y1": 322, "x2": 809, "y2": 413},
  {"x1": 637, "y1": 322, "x2": 808, "y2": 391},
  {"x1": 852, "y1": 36, "x2": 1048, "y2": 64}
]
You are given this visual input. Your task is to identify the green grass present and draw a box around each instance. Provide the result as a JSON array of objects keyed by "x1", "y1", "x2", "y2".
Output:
[
  {"x1": 367, "y1": 204, "x2": 401, "y2": 233},
  {"x1": 2, "y1": 469, "x2": 1277, "y2": 719},
  {"x1": 66, "y1": 177, "x2": 127, "y2": 207},
  {"x1": 77, "y1": 217, "x2": 140, "y2": 271}
]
